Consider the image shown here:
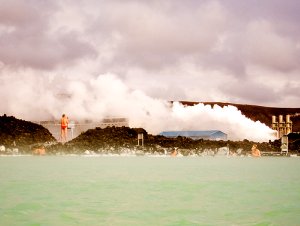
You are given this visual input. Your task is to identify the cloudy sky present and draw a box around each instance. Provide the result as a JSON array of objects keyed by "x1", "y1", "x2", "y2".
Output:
[{"x1": 0, "y1": 0, "x2": 299, "y2": 135}]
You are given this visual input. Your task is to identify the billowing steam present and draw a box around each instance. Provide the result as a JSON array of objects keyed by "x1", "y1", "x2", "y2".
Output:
[{"x1": 0, "y1": 73, "x2": 275, "y2": 141}]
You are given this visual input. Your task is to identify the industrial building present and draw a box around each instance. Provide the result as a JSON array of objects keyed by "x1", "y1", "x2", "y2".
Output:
[
  {"x1": 159, "y1": 130, "x2": 227, "y2": 141},
  {"x1": 271, "y1": 115, "x2": 292, "y2": 138},
  {"x1": 271, "y1": 114, "x2": 293, "y2": 155}
]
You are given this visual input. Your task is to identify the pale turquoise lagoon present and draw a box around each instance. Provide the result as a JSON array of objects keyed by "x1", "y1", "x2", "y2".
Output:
[{"x1": 0, "y1": 156, "x2": 299, "y2": 226}]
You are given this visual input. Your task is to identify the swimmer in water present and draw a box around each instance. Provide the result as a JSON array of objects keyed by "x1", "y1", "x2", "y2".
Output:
[
  {"x1": 251, "y1": 144, "x2": 261, "y2": 157},
  {"x1": 171, "y1": 148, "x2": 178, "y2": 157}
]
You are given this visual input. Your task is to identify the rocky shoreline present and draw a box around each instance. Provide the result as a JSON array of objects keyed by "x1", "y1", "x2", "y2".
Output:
[{"x1": 1, "y1": 115, "x2": 300, "y2": 156}]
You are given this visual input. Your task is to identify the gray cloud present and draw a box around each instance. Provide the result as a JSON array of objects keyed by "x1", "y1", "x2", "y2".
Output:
[
  {"x1": 0, "y1": 0, "x2": 96, "y2": 70},
  {"x1": 90, "y1": 0, "x2": 227, "y2": 69},
  {"x1": 0, "y1": 0, "x2": 299, "y2": 109},
  {"x1": 220, "y1": 78, "x2": 280, "y2": 105},
  {"x1": 0, "y1": 31, "x2": 96, "y2": 69},
  {"x1": 222, "y1": 0, "x2": 300, "y2": 25}
]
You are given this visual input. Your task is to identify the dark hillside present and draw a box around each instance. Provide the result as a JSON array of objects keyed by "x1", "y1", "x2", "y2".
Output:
[{"x1": 0, "y1": 115, "x2": 56, "y2": 149}]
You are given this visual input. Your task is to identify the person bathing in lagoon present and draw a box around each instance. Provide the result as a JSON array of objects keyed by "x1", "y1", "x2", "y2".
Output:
[
  {"x1": 251, "y1": 144, "x2": 261, "y2": 157},
  {"x1": 171, "y1": 148, "x2": 178, "y2": 157},
  {"x1": 60, "y1": 114, "x2": 69, "y2": 143}
]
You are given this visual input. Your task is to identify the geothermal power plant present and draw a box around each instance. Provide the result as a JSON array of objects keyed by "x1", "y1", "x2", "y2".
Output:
[{"x1": 40, "y1": 114, "x2": 293, "y2": 143}]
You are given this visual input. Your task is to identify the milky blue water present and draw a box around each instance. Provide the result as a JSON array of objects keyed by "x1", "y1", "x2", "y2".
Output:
[{"x1": 0, "y1": 156, "x2": 300, "y2": 226}]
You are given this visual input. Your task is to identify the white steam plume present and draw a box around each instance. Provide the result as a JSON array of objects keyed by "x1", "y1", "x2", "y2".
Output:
[{"x1": 0, "y1": 72, "x2": 275, "y2": 141}]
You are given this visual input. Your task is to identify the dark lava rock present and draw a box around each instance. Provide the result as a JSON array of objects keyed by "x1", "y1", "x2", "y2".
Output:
[
  {"x1": 287, "y1": 133, "x2": 300, "y2": 152},
  {"x1": 0, "y1": 114, "x2": 56, "y2": 152},
  {"x1": 48, "y1": 126, "x2": 147, "y2": 154},
  {"x1": 47, "y1": 126, "x2": 288, "y2": 155}
]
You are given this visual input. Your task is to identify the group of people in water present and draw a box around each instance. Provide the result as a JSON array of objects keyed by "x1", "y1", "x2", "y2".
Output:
[{"x1": 170, "y1": 145, "x2": 261, "y2": 157}]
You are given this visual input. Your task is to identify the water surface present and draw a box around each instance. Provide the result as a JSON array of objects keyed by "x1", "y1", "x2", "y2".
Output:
[{"x1": 0, "y1": 156, "x2": 299, "y2": 225}]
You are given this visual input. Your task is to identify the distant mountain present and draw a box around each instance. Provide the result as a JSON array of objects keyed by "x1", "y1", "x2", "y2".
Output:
[{"x1": 179, "y1": 101, "x2": 300, "y2": 132}]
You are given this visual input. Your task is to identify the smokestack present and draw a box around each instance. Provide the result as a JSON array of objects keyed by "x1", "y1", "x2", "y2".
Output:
[
  {"x1": 279, "y1": 115, "x2": 284, "y2": 123},
  {"x1": 271, "y1": 115, "x2": 278, "y2": 138},
  {"x1": 286, "y1": 114, "x2": 292, "y2": 134},
  {"x1": 278, "y1": 115, "x2": 285, "y2": 138}
]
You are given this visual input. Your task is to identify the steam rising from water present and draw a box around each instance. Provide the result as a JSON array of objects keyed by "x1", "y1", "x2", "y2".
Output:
[{"x1": 0, "y1": 73, "x2": 275, "y2": 141}]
